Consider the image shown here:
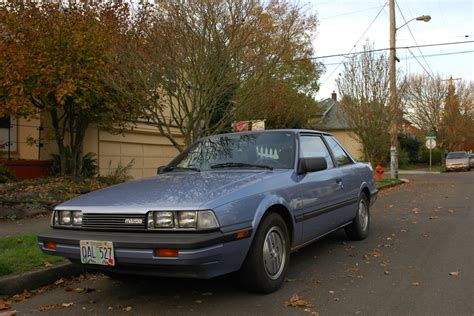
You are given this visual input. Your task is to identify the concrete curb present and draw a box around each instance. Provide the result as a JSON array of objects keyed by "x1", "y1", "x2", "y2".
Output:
[
  {"x1": 377, "y1": 178, "x2": 409, "y2": 191},
  {"x1": 0, "y1": 262, "x2": 85, "y2": 296}
]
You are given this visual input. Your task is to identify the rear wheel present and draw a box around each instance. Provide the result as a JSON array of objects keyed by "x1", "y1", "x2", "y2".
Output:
[
  {"x1": 239, "y1": 213, "x2": 290, "y2": 294},
  {"x1": 345, "y1": 195, "x2": 370, "y2": 240}
]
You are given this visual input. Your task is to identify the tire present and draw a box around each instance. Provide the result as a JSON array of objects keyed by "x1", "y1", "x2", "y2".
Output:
[
  {"x1": 345, "y1": 194, "x2": 370, "y2": 240},
  {"x1": 239, "y1": 213, "x2": 290, "y2": 294}
]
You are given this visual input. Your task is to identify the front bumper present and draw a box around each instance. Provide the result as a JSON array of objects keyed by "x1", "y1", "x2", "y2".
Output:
[
  {"x1": 38, "y1": 228, "x2": 252, "y2": 279},
  {"x1": 446, "y1": 164, "x2": 469, "y2": 170}
]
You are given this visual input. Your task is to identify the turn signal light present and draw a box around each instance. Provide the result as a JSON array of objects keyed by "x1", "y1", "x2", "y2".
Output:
[
  {"x1": 236, "y1": 230, "x2": 251, "y2": 239},
  {"x1": 45, "y1": 241, "x2": 57, "y2": 250},
  {"x1": 154, "y1": 248, "x2": 179, "y2": 257}
]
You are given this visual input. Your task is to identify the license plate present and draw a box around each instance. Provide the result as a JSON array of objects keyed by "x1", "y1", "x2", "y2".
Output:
[{"x1": 80, "y1": 240, "x2": 115, "y2": 266}]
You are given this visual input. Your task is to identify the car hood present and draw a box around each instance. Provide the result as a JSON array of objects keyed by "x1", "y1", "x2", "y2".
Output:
[{"x1": 58, "y1": 170, "x2": 284, "y2": 212}]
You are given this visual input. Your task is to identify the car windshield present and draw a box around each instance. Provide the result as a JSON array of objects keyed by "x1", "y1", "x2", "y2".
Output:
[
  {"x1": 447, "y1": 152, "x2": 468, "y2": 159},
  {"x1": 168, "y1": 132, "x2": 295, "y2": 171}
]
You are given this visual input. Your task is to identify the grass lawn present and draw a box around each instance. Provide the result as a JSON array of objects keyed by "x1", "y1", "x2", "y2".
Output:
[
  {"x1": 376, "y1": 178, "x2": 403, "y2": 188},
  {"x1": 0, "y1": 234, "x2": 65, "y2": 277}
]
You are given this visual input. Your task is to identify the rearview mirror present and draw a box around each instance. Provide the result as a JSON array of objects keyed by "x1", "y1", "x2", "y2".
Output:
[
  {"x1": 298, "y1": 157, "x2": 327, "y2": 174},
  {"x1": 157, "y1": 166, "x2": 167, "y2": 174}
]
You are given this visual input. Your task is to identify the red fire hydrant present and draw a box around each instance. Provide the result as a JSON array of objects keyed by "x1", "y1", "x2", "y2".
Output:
[{"x1": 375, "y1": 165, "x2": 384, "y2": 181}]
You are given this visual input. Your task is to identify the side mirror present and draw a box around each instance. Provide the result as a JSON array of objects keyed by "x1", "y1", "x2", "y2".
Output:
[
  {"x1": 157, "y1": 166, "x2": 167, "y2": 174},
  {"x1": 298, "y1": 157, "x2": 327, "y2": 174}
]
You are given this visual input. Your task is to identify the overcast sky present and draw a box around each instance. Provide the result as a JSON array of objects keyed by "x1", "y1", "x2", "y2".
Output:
[{"x1": 299, "y1": 0, "x2": 474, "y2": 100}]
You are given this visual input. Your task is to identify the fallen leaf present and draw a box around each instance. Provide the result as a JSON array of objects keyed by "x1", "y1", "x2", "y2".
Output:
[
  {"x1": 0, "y1": 310, "x2": 17, "y2": 316},
  {"x1": 64, "y1": 287, "x2": 74, "y2": 292},
  {"x1": 388, "y1": 204, "x2": 394, "y2": 208},
  {"x1": 447, "y1": 209, "x2": 454, "y2": 213},
  {"x1": 411, "y1": 282, "x2": 420, "y2": 287},
  {"x1": 368, "y1": 248, "x2": 383, "y2": 258},
  {"x1": 429, "y1": 216, "x2": 438, "y2": 220},
  {"x1": 123, "y1": 305, "x2": 133, "y2": 312},
  {"x1": 411, "y1": 208, "x2": 420, "y2": 214},
  {"x1": 12, "y1": 290, "x2": 31, "y2": 302},
  {"x1": 329, "y1": 290, "x2": 335, "y2": 294},
  {"x1": 61, "y1": 302, "x2": 74, "y2": 308},
  {"x1": 0, "y1": 301, "x2": 11, "y2": 311},
  {"x1": 333, "y1": 298, "x2": 340, "y2": 302},
  {"x1": 16, "y1": 240, "x2": 23, "y2": 244},
  {"x1": 44, "y1": 261, "x2": 53, "y2": 267},
  {"x1": 36, "y1": 304, "x2": 60, "y2": 312},
  {"x1": 194, "y1": 300, "x2": 202, "y2": 304},
  {"x1": 384, "y1": 271, "x2": 390, "y2": 275},
  {"x1": 449, "y1": 271, "x2": 460, "y2": 276},
  {"x1": 423, "y1": 233, "x2": 430, "y2": 237},
  {"x1": 54, "y1": 278, "x2": 65, "y2": 286},
  {"x1": 285, "y1": 294, "x2": 313, "y2": 308},
  {"x1": 75, "y1": 287, "x2": 95, "y2": 294}
]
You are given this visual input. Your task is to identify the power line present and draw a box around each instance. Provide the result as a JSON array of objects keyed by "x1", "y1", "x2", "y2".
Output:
[
  {"x1": 407, "y1": 47, "x2": 433, "y2": 79},
  {"x1": 319, "y1": 5, "x2": 384, "y2": 20},
  {"x1": 322, "y1": 49, "x2": 474, "y2": 66},
  {"x1": 309, "y1": 40, "x2": 474, "y2": 60},
  {"x1": 320, "y1": 1, "x2": 388, "y2": 86},
  {"x1": 395, "y1": 1, "x2": 435, "y2": 77}
]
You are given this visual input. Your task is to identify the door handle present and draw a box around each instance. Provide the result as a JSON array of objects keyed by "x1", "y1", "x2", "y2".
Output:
[{"x1": 336, "y1": 178, "x2": 344, "y2": 189}]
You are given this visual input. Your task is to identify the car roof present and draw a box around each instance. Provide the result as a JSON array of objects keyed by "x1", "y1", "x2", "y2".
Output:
[{"x1": 212, "y1": 129, "x2": 332, "y2": 138}]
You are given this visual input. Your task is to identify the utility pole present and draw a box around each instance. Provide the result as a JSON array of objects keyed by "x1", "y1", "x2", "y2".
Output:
[{"x1": 389, "y1": 0, "x2": 398, "y2": 179}]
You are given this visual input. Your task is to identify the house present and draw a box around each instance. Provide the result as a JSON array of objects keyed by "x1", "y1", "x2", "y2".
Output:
[
  {"x1": 311, "y1": 92, "x2": 364, "y2": 160},
  {"x1": 1, "y1": 114, "x2": 182, "y2": 179}
]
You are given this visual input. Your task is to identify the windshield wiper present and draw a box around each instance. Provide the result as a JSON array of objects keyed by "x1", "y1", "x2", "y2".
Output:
[
  {"x1": 163, "y1": 166, "x2": 200, "y2": 172},
  {"x1": 210, "y1": 162, "x2": 273, "y2": 170}
]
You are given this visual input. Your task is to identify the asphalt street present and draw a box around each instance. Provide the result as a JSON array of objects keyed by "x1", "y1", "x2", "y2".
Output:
[{"x1": 6, "y1": 172, "x2": 474, "y2": 315}]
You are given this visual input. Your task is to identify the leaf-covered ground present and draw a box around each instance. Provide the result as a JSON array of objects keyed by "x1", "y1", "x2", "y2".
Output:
[{"x1": 0, "y1": 177, "x2": 111, "y2": 219}]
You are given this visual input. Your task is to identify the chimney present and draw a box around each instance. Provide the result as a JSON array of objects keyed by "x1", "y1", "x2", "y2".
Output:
[{"x1": 331, "y1": 91, "x2": 337, "y2": 101}]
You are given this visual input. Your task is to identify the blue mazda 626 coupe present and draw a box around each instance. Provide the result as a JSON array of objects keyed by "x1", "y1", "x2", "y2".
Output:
[{"x1": 39, "y1": 129, "x2": 377, "y2": 293}]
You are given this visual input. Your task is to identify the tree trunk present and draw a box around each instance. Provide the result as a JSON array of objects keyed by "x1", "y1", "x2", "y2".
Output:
[{"x1": 50, "y1": 110, "x2": 68, "y2": 175}]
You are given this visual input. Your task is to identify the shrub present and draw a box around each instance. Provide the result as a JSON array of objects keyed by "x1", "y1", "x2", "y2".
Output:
[
  {"x1": 99, "y1": 159, "x2": 135, "y2": 185},
  {"x1": 398, "y1": 149, "x2": 410, "y2": 169},
  {"x1": 398, "y1": 133, "x2": 421, "y2": 163},
  {"x1": 419, "y1": 147, "x2": 443, "y2": 165},
  {"x1": 50, "y1": 150, "x2": 98, "y2": 178},
  {"x1": 0, "y1": 164, "x2": 16, "y2": 183}
]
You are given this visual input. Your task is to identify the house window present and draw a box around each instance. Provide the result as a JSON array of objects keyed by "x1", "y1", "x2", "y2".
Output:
[{"x1": 0, "y1": 116, "x2": 17, "y2": 152}]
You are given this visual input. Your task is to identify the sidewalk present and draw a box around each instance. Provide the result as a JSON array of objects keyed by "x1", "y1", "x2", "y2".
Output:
[{"x1": 0, "y1": 215, "x2": 50, "y2": 237}]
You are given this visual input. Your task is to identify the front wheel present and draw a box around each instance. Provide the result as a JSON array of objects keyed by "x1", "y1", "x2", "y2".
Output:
[
  {"x1": 239, "y1": 213, "x2": 290, "y2": 294},
  {"x1": 345, "y1": 195, "x2": 370, "y2": 240}
]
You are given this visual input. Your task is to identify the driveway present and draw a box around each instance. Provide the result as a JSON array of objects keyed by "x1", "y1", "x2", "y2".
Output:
[{"x1": 6, "y1": 172, "x2": 474, "y2": 315}]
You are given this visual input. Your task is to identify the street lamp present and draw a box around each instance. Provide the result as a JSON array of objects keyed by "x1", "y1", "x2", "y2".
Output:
[
  {"x1": 389, "y1": 3, "x2": 431, "y2": 179},
  {"x1": 396, "y1": 15, "x2": 431, "y2": 31}
]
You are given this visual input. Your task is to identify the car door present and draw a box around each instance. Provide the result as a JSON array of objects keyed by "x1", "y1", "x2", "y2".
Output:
[
  {"x1": 323, "y1": 135, "x2": 360, "y2": 222},
  {"x1": 294, "y1": 133, "x2": 346, "y2": 243}
]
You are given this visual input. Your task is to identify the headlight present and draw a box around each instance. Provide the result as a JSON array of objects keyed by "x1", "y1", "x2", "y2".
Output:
[
  {"x1": 178, "y1": 211, "x2": 197, "y2": 228},
  {"x1": 147, "y1": 210, "x2": 219, "y2": 230},
  {"x1": 154, "y1": 211, "x2": 174, "y2": 228},
  {"x1": 59, "y1": 211, "x2": 72, "y2": 225},
  {"x1": 54, "y1": 210, "x2": 82, "y2": 227},
  {"x1": 197, "y1": 210, "x2": 219, "y2": 229}
]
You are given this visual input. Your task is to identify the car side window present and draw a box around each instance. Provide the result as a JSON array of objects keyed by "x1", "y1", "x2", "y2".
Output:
[
  {"x1": 324, "y1": 136, "x2": 353, "y2": 166},
  {"x1": 300, "y1": 135, "x2": 334, "y2": 169}
]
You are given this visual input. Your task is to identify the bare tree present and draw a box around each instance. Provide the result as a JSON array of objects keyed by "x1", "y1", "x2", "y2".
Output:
[
  {"x1": 403, "y1": 74, "x2": 446, "y2": 135},
  {"x1": 404, "y1": 75, "x2": 474, "y2": 155},
  {"x1": 109, "y1": 0, "x2": 318, "y2": 151},
  {"x1": 336, "y1": 42, "x2": 395, "y2": 165}
]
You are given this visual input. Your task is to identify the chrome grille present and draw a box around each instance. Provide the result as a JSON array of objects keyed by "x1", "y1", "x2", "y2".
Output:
[{"x1": 82, "y1": 213, "x2": 147, "y2": 230}]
